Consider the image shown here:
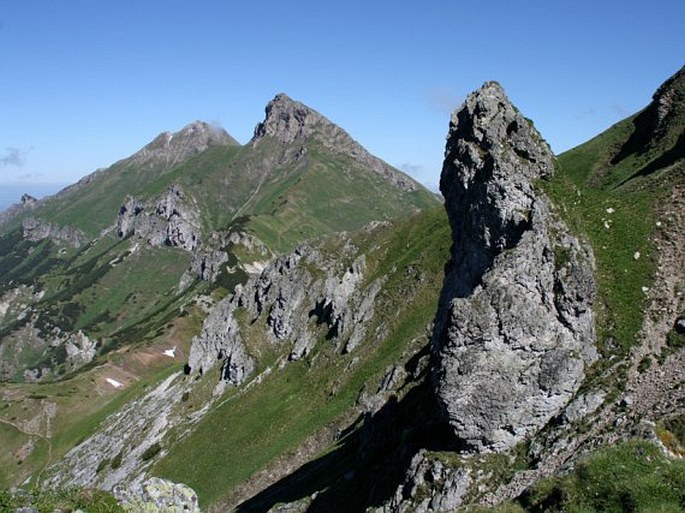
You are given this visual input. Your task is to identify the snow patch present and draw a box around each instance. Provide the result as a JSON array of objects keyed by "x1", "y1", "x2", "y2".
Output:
[
  {"x1": 163, "y1": 347, "x2": 177, "y2": 358},
  {"x1": 106, "y1": 378, "x2": 124, "y2": 388}
]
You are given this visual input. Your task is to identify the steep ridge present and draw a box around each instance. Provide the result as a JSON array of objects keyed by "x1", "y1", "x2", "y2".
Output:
[
  {"x1": 0, "y1": 93, "x2": 439, "y2": 497},
  {"x1": 252, "y1": 93, "x2": 417, "y2": 192},
  {"x1": 0, "y1": 121, "x2": 239, "y2": 239}
]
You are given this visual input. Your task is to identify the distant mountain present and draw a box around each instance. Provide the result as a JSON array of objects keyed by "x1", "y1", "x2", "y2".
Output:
[{"x1": 0, "y1": 93, "x2": 437, "y2": 384}]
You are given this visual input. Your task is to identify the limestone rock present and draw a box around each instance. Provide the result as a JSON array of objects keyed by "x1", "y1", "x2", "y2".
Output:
[
  {"x1": 187, "y1": 239, "x2": 381, "y2": 384},
  {"x1": 374, "y1": 450, "x2": 472, "y2": 513},
  {"x1": 117, "y1": 184, "x2": 201, "y2": 252},
  {"x1": 432, "y1": 82, "x2": 597, "y2": 453},
  {"x1": 114, "y1": 477, "x2": 201, "y2": 513},
  {"x1": 21, "y1": 217, "x2": 87, "y2": 247}
]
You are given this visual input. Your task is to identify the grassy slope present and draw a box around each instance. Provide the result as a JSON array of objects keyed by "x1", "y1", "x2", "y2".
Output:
[
  {"x1": 545, "y1": 116, "x2": 662, "y2": 356},
  {"x1": 153, "y1": 207, "x2": 451, "y2": 507},
  {"x1": 0, "y1": 305, "x2": 204, "y2": 489}
]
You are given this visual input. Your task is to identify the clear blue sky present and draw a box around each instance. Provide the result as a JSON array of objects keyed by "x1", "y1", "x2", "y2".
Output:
[{"x1": 1, "y1": 0, "x2": 683, "y2": 203}]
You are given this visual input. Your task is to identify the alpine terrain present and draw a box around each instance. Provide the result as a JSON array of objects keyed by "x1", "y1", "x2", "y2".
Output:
[{"x1": 0, "y1": 67, "x2": 683, "y2": 512}]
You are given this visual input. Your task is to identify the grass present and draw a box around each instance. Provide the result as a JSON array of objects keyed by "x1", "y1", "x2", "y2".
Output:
[
  {"x1": 153, "y1": 207, "x2": 451, "y2": 507},
  {"x1": 522, "y1": 440, "x2": 685, "y2": 512},
  {"x1": 0, "y1": 487, "x2": 123, "y2": 513},
  {"x1": 546, "y1": 115, "x2": 666, "y2": 356}
]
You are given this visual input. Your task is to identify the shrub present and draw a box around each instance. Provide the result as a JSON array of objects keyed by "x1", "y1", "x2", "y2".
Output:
[{"x1": 141, "y1": 442, "x2": 162, "y2": 461}]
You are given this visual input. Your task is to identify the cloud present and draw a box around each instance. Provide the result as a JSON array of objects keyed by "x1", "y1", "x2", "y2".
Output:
[
  {"x1": 426, "y1": 86, "x2": 463, "y2": 114},
  {"x1": 0, "y1": 147, "x2": 26, "y2": 168}
]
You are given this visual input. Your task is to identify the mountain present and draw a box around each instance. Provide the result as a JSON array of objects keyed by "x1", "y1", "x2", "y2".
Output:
[
  {"x1": 0, "y1": 95, "x2": 437, "y2": 385},
  {"x1": 1, "y1": 67, "x2": 683, "y2": 512}
]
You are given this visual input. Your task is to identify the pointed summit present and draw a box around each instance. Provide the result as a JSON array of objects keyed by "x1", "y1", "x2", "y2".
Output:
[
  {"x1": 252, "y1": 93, "x2": 419, "y2": 191},
  {"x1": 251, "y1": 93, "x2": 331, "y2": 144}
]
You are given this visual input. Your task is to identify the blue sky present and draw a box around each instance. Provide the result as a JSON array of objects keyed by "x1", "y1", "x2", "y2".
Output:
[{"x1": 0, "y1": 0, "x2": 683, "y2": 205}]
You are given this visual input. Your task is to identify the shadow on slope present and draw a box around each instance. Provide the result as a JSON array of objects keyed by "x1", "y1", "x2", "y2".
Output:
[{"x1": 235, "y1": 359, "x2": 456, "y2": 513}]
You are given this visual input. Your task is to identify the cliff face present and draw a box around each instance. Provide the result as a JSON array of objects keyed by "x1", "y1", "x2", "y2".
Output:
[
  {"x1": 432, "y1": 82, "x2": 597, "y2": 452},
  {"x1": 116, "y1": 185, "x2": 201, "y2": 252}
]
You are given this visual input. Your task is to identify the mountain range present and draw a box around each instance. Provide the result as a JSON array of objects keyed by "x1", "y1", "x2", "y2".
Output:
[{"x1": 0, "y1": 66, "x2": 683, "y2": 512}]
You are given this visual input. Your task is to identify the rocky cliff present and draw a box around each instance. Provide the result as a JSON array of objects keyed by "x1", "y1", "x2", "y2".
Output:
[
  {"x1": 432, "y1": 82, "x2": 597, "y2": 452},
  {"x1": 187, "y1": 236, "x2": 383, "y2": 388},
  {"x1": 117, "y1": 184, "x2": 202, "y2": 252},
  {"x1": 21, "y1": 217, "x2": 87, "y2": 248}
]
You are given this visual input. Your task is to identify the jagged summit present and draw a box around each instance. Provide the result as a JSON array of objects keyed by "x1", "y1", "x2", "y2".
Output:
[
  {"x1": 439, "y1": 81, "x2": 554, "y2": 293},
  {"x1": 251, "y1": 93, "x2": 319, "y2": 144},
  {"x1": 252, "y1": 93, "x2": 419, "y2": 191}
]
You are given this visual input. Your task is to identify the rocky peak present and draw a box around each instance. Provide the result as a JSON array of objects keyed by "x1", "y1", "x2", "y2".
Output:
[
  {"x1": 433, "y1": 82, "x2": 596, "y2": 452},
  {"x1": 252, "y1": 93, "x2": 323, "y2": 144},
  {"x1": 21, "y1": 193, "x2": 37, "y2": 205},
  {"x1": 128, "y1": 121, "x2": 239, "y2": 168},
  {"x1": 252, "y1": 93, "x2": 418, "y2": 191},
  {"x1": 439, "y1": 81, "x2": 554, "y2": 296}
]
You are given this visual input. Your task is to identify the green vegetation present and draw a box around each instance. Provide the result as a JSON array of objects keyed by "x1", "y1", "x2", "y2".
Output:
[
  {"x1": 522, "y1": 440, "x2": 685, "y2": 512},
  {"x1": 545, "y1": 114, "x2": 669, "y2": 355},
  {"x1": 0, "y1": 487, "x2": 123, "y2": 513},
  {"x1": 141, "y1": 442, "x2": 162, "y2": 461},
  {"x1": 154, "y1": 207, "x2": 451, "y2": 507}
]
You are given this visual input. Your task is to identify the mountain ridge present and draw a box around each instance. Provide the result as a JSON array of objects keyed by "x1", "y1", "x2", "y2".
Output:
[{"x1": 0, "y1": 68, "x2": 683, "y2": 512}]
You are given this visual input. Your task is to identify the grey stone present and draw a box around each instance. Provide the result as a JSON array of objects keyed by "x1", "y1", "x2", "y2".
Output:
[
  {"x1": 21, "y1": 217, "x2": 87, "y2": 247},
  {"x1": 114, "y1": 477, "x2": 201, "y2": 513},
  {"x1": 432, "y1": 82, "x2": 597, "y2": 453},
  {"x1": 116, "y1": 184, "x2": 201, "y2": 252}
]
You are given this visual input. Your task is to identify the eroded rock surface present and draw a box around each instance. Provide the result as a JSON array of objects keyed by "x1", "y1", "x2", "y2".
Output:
[
  {"x1": 117, "y1": 184, "x2": 201, "y2": 252},
  {"x1": 21, "y1": 217, "x2": 87, "y2": 247},
  {"x1": 432, "y1": 82, "x2": 597, "y2": 453},
  {"x1": 188, "y1": 240, "x2": 382, "y2": 385}
]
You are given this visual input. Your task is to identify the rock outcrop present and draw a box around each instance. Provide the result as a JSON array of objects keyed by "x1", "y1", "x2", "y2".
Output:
[
  {"x1": 21, "y1": 217, "x2": 87, "y2": 247},
  {"x1": 114, "y1": 477, "x2": 201, "y2": 513},
  {"x1": 117, "y1": 184, "x2": 201, "y2": 252},
  {"x1": 187, "y1": 239, "x2": 382, "y2": 385},
  {"x1": 252, "y1": 93, "x2": 418, "y2": 192},
  {"x1": 432, "y1": 82, "x2": 597, "y2": 453}
]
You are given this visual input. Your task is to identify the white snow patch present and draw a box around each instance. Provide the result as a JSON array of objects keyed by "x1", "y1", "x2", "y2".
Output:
[
  {"x1": 656, "y1": 221, "x2": 662, "y2": 227},
  {"x1": 106, "y1": 378, "x2": 124, "y2": 388},
  {"x1": 641, "y1": 286, "x2": 650, "y2": 293},
  {"x1": 633, "y1": 251, "x2": 641, "y2": 260},
  {"x1": 603, "y1": 220, "x2": 611, "y2": 229},
  {"x1": 163, "y1": 347, "x2": 177, "y2": 358},
  {"x1": 606, "y1": 207, "x2": 615, "y2": 214}
]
